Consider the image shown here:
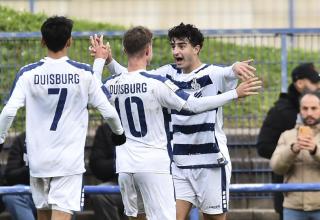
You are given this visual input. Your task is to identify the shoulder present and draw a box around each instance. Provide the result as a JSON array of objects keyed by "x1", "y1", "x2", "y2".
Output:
[
  {"x1": 273, "y1": 93, "x2": 297, "y2": 112},
  {"x1": 18, "y1": 61, "x2": 45, "y2": 76},
  {"x1": 103, "y1": 73, "x2": 122, "y2": 84},
  {"x1": 139, "y1": 71, "x2": 168, "y2": 82},
  {"x1": 281, "y1": 126, "x2": 298, "y2": 138},
  {"x1": 195, "y1": 64, "x2": 212, "y2": 74},
  {"x1": 66, "y1": 59, "x2": 93, "y2": 73}
]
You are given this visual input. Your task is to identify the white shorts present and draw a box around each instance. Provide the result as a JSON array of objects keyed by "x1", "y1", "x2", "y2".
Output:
[
  {"x1": 30, "y1": 174, "x2": 84, "y2": 214},
  {"x1": 172, "y1": 163, "x2": 231, "y2": 215},
  {"x1": 118, "y1": 172, "x2": 176, "y2": 220}
]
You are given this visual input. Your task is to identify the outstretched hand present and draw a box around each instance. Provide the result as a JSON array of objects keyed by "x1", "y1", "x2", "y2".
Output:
[
  {"x1": 233, "y1": 59, "x2": 256, "y2": 81},
  {"x1": 89, "y1": 34, "x2": 113, "y2": 64},
  {"x1": 236, "y1": 77, "x2": 262, "y2": 98}
]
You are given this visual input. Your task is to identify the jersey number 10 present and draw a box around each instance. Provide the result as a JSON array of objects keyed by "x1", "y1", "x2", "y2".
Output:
[{"x1": 115, "y1": 96, "x2": 147, "y2": 137}]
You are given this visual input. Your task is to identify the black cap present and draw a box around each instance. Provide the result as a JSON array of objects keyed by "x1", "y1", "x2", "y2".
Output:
[{"x1": 291, "y1": 63, "x2": 320, "y2": 83}]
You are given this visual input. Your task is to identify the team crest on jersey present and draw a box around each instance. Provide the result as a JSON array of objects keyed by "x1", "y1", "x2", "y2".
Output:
[
  {"x1": 191, "y1": 78, "x2": 201, "y2": 90},
  {"x1": 164, "y1": 80, "x2": 178, "y2": 92}
]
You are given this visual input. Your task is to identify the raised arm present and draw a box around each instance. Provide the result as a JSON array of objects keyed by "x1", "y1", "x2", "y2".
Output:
[
  {"x1": 88, "y1": 75, "x2": 124, "y2": 139},
  {"x1": 183, "y1": 77, "x2": 261, "y2": 113},
  {"x1": 0, "y1": 78, "x2": 25, "y2": 144},
  {"x1": 156, "y1": 76, "x2": 261, "y2": 114}
]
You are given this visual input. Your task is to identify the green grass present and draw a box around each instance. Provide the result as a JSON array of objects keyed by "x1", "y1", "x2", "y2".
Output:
[
  {"x1": 0, "y1": 6, "x2": 318, "y2": 132},
  {"x1": 0, "y1": 5, "x2": 125, "y2": 32}
]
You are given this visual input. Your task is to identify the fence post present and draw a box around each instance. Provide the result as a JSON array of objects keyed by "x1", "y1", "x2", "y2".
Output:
[
  {"x1": 288, "y1": 0, "x2": 295, "y2": 29},
  {"x1": 29, "y1": 0, "x2": 35, "y2": 13},
  {"x1": 281, "y1": 34, "x2": 288, "y2": 93}
]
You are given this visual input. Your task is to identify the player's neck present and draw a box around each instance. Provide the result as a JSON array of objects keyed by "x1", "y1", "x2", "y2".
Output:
[
  {"x1": 182, "y1": 58, "x2": 202, "y2": 74},
  {"x1": 127, "y1": 58, "x2": 147, "y2": 72},
  {"x1": 47, "y1": 48, "x2": 68, "y2": 59}
]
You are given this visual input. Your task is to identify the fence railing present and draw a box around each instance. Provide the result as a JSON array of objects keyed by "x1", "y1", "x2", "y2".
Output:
[
  {"x1": 1, "y1": 183, "x2": 320, "y2": 220},
  {"x1": 2, "y1": 183, "x2": 320, "y2": 195},
  {"x1": 1, "y1": 28, "x2": 320, "y2": 142}
]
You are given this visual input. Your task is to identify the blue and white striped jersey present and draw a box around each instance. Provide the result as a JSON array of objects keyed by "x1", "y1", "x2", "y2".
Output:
[
  {"x1": 156, "y1": 64, "x2": 237, "y2": 168},
  {"x1": 0, "y1": 56, "x2": 123, "y2": 177},
  {"x1": 105, "y1": 60, "x2": 238, "y2": 168}
]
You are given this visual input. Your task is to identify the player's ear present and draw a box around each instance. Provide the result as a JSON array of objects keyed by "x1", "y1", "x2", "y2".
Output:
[
  {"x1": 193, "y1": 45, "x2": 201, "y2": 55},
  {"x1": 66, "y1": 37, "x2": 72, "y2": 48},
  {"x1": 41, "y1": 38, "x2": 46, "y2": 47},
  {"x1": 295, "y1": 79, "x2": 304, "y2": 92},
  {"x1": 145, "y1": 43, "x2": 152, "y2": 56}
]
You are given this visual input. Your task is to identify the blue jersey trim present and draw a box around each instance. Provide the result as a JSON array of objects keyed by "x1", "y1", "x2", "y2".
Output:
[
  {"x1": 171, "y1": 109, "x2": 195, "y2": 116},
  {"x1": 163, "y1": 108, "x2": 173, "y2": 161},
  {"x1": 173, "y1": 143, "x2": 220, "y2": 155},
  {"x1": 66, "y1": 60, "x2": 93, "y2": 73},
  {"x1": 194, "y1": 64, "x2": 210, "y2": 73},
  {"x1": 139, "y1": 71, "x2": 190, "y2": 101},
  {"x1": 101, "y1": 85, "x2": 111, "y2": 99},
  {"x1": 169, "y1": 63, "x2": 182, "y2": 73},
  {"x1": 103, "y1": 73, "x2": 122, "y2": 84},
  {"x1": 165, "y1": 74, "x2": 213, "y2": 90},
  {"x1": 8, "y1": 61, "x2": 44, "y2": 99},
  {"x1": 171, "y1": 107, "x2": 218, "y2": 116},
  {"x1": 173, "y1": 123, "x2": 215, "y2": 134}
]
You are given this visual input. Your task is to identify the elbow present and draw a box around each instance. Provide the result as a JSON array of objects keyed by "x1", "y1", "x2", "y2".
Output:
[{"x1": 2, "y1": 105, "x2": 18, "y2": 118}]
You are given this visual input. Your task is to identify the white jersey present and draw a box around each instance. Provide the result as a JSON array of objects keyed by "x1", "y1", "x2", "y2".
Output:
[
  {"x1": 0, "y1": 56, "x2": 123, "y2": 177},
  {"x1": 104, "y1": 70, "x2": 187, "y2": 173},
  {"x1": 106, "y1": 60, "x2": 237, "y2": 168}
]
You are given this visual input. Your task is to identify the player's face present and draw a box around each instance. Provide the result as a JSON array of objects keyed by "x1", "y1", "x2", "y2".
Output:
[
  {"x1": 300, "y1": 94, "x2": 320, "y2": 126},
  {"x1": 170, "y1": 38, "x2": 200, "y2": 73}
]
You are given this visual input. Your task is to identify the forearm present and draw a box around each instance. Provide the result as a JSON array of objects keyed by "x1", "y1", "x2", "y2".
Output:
[
  {"x1": 106, "y1": 59, "x2": 127, "y2": 75},
  {"x1": 182, "y1": 89, "x2": 237, "y2": 113},
  {"x1": 0, "y1": 106, "x2": 17, "y2": 144},
  {"x1": 100, "y1": 105, "x2": 124, "y2": 135},
  {"x1": 270, "y1": 146, "x2": 297, "y2": 175},
  {"x1": 93, "y1": 58, "x2": 106, "y2": 81}
]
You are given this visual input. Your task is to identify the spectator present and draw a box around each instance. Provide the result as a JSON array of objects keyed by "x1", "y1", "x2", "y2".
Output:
[
  {"x1": 257, "y1": 63, "x2": 320, "y2": 219},
  {"x1": 270, "y1": 91, "x2": 320, "y2": 220},
  {"x1": 2, "y1": 132, "x2": 36, "y2": 220},
  {"x1": 89, "y1": 123, "x2": 127, "y2": 220}
]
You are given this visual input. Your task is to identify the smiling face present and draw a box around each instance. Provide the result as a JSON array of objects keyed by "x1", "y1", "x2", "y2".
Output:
[{"x1": 170, "y1": 37, "x2": 201, "y2": 73}]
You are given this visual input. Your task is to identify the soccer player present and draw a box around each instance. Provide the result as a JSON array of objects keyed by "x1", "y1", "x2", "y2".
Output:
[
  {"x1": 92, "y1": 23, "x2": 257, "y2": 220},
  {"x1": 91, "y1": 26, "x2": 261, "y2": 220},
  {"x1": 0, "y1": 16, "x2": 125, "y2": 220}
]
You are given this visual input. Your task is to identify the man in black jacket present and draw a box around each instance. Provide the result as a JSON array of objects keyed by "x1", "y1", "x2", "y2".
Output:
[
  {"x1": 2, "y1": 132, "x2": 36, "y2": 220},
  {"x1": 257, "y1": 63, "x2": 320, "y2": 220},
  {"x1": 89, "y1": 123, "x2": 127, "y2": 220}
]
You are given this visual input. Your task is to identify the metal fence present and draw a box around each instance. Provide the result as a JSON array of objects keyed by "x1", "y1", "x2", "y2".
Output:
[{"x1": 1, "y1": 28, "x2": 320, "y2": 144}]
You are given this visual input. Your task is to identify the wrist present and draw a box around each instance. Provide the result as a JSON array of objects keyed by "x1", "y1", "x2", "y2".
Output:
[{"x1": 290, "y1": 143, "x2": 300, "y2": 154}]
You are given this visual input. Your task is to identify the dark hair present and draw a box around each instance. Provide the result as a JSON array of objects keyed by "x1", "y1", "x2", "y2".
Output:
[
  {"x1": 41, "y1": 16, "x2": 73, "y2": 52},
  {"x1": 123, "y1": 26, "x2": 153, "y2": 56},
  {"x1": 168, "y1": 23, "x2": 204, "y2": 49}
]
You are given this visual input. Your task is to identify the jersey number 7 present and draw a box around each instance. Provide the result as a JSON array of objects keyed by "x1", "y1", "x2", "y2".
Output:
[{"x1": 48, "y1": 88, "x2": 68, "y2": 131}]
